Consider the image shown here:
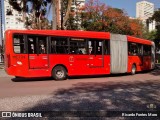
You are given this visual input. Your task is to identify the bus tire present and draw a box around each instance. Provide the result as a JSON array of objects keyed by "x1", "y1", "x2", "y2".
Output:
[
  {"x1": 52, "y1": 66, "x2": 67, "y2": 80},
  {"x1": 131, "y1": 64, "x2": 136, "y2": 75}
]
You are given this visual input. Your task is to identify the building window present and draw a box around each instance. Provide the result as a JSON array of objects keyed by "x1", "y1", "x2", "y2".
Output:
[{"x1": 6, "y1": 9, "x2": 13, "y2": 15}]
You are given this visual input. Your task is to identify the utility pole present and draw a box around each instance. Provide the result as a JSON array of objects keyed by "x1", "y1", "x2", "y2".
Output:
[
  {"x1": 0, "y1": 0, "x2": 3, "y2": 46},
  {"x1": 0, "y1": 0, "x2": 3, "y2": 63}
]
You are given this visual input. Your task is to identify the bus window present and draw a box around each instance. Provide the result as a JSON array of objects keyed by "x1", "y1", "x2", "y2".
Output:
[
  {"x1": 27, "y1": 35, "x2": 47, "y2": 54},
  {"x1": 51, "y1": 40, "x2": 56, "y2": 53},
  {"x1": 128, "y1": 42, "x2": 142, "y2": 56},
  {"x1": 88, "y1": 40, "x2": 103, "y2": 55},
  {"x1": 96, "y1": 41, "x2": 102, "y2": 55},
  {"x1": 70, "y1": 38, "x2": 87, "y2": 54},
  {"x1": 13, "y1": 34, "x2": 26, "y2": 53},
  {"x1": 28, "y1": 36, "x2": 37, "y2": 54},
  {"x1": 88, "y1": 40, "x2": 94, "y2": 55},
  {"x1": 137, "y1": 44, "x2": 143, "y2": 55},
  {"x1": 104, "y1": 40, "x2": 109, "y2": 55},
  {"x1": 38, "y1": 36, "x2": 47, "y2": 54},
  {"x1": 51, "y1": 37, "x2": 69, "y2": 54},
  {"x1": 143, "y1": 45, "x2": 151, "y2": 56}
]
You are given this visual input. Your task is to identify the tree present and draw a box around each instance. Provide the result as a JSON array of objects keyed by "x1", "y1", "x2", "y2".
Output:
[
  {"x1": 51, "y1": 0, "x2": 58, "y2": 29},
  {"x1": 65, "y1": 1, "x2": 85, "y2": 30},
  {"x1": 81, "y1": 0, "x2": 144, "y2": 37},
  {"x1": 9, "y1": 0, "x2": 74, "y2": 30},
  {"x1": 146, "y1": 30, "x2": 157, "y2": 40},
  {"x1": 150, "y1": 10, "x2": 160, "y2": 40},
  {"x1": 61, "y1": 0, "x2": 72, "y2": 29},
  {"x1": 9, "y1": 0, "x2": 52, "y2": 30},
  {"x1": 129, "y1": 19, "x2": 144, "y2": 38}
]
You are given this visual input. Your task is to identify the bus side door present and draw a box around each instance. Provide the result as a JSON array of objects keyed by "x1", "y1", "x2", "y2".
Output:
[
  {"x1": 28, "y1": 35, "x2": 49, "y2": 69},
  {"x1": 88, "y1": 40, "x2": 104, "y2": 68}
]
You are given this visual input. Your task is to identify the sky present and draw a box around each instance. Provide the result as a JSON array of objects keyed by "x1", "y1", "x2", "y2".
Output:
[{"x1": 103, "y1": 0, "x2": 160, "y2": 17}]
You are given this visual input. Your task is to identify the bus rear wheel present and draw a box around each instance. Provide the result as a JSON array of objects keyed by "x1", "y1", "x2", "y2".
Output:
[
  {"x1": 131, "y1": 64, "x2": 136, "y2": 75},
  {"x1": 52, "y1": 66, "x2": 67, "y2": 80}
]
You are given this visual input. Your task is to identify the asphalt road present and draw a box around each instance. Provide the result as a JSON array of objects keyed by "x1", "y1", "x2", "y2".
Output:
[
  {"x1": 0, "y1": 69, "x2": 160, "y2": 119},
  {"x1": 0, "y1": 69, "x2": 159, "y2": 98}
]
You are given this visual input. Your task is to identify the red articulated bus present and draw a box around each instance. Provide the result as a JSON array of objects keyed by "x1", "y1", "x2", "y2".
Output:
[{"x1": 4, "y1": 30, "x2": 155, "y2": 80}]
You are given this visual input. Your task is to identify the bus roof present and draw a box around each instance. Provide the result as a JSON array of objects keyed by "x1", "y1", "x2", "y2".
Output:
[
  {"x1": 127, "y1": 35, "x2": 152, "y2": 45},
  {"x1": 5, "y1": 29, "x2": 110, "y2": 40}
]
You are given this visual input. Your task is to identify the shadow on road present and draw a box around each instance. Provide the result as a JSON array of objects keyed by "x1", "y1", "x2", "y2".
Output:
[
  {"x1": 150, "y1": 64, "x2": 160, "y2": 76},
  {"x1": 21, "y1": 80, "x2": 160, "y2": 118},
  {"x1": 11, "y1": 77, "x2": 53, "y2": 82}
]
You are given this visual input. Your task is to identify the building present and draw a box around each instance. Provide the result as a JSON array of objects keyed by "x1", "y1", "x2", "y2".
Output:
[
  {"x1": 146, "y1": 20, "x2": 156, "y2": 31},
  {"x1": 136, "y1": 0, "x2": 154, "y2": 20},
  {"x1": 3, "y1": 0, "x2": 25, "y2": 31},
  {"x1": 136, "y1": 0, "x2": 155, "y2": 31}
]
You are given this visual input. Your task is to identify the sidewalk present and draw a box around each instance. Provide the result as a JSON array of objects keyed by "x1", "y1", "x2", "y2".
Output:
[
  {"x1": 0, "y1": 69, "x2": 9, "y2": 77},
  {"x1": 0, "y1": 63, "x2": 4, "y2": 69}
]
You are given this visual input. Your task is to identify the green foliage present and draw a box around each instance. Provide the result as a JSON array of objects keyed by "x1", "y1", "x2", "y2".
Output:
[
  {"x1": 66, "y1": 14, "x2": 79, "y2": 30},
  {"x1": 143, "y1": 30, "x2": 157, "y2": 41},
  {"x1": 151, "y1": 10, "x2": 160, "y2": 22},
  {"x1": 150, "y1": 9, "x2": 160, "y2": 40}
]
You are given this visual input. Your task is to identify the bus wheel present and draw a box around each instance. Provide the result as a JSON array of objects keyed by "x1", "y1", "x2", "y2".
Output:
[
  {"x1": 131, "y1": 64, "x2": 136, "y2": 75},
  {"x1": 52, "y1": 66, "x2": 67, "y2": 80}
]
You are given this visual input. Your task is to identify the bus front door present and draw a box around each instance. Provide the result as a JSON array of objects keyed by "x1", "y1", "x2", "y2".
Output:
[{"x1": 28, "y1": 36, "x2": 49, "y2": 69}]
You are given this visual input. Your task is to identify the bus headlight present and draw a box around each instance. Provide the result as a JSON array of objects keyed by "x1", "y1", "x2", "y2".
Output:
[{"x1": 17, "y1": 61, "x2": 22, "y2": 65}]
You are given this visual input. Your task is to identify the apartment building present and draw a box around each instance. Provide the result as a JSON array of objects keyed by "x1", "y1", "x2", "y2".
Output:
[
  {"x1": 136, "y1": 0, "x2": 155, "y2": 31},
  {"x1": 136, "y1": 0, "x2": 154, "y2": 20},
  {"x1": 4, "y1": 0, "x2": 25, "y2": 31}
]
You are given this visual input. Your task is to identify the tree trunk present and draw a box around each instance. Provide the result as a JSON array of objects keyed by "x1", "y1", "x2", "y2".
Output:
[
  {"x1": 22, "y1": 0, "x2": 26, "y2": 23},
  {"x1": 62, "y1": 0, "x2": 72, "y2": 29},
  {"x1": 52, "y1": 0, "x2": 58, "y2": 30}
]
